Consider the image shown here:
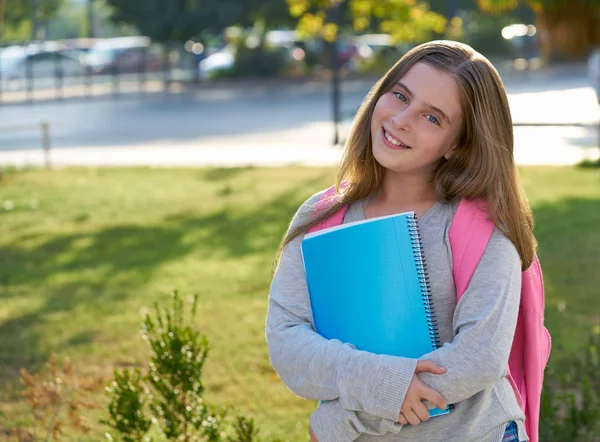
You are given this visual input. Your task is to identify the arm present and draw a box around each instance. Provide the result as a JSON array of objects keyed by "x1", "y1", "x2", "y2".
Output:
[
  {"x1": 266, "y1": 194, "x2": 418, "y2": 422},
  {"x1": 417, "y1": 229, "x2": 522, "y2": 404},
  {"x1": 310, "y1": 400, "x2": 403, "y2": 442},
  {"x1": 309, "y1": 360, "x2": 448, "y2": 442}
]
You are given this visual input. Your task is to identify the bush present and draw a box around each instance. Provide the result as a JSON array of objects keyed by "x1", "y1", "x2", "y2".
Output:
[
  {"x1": 232, "y1": 44, "x2": 289, "y2": 78},
  {"x1": 102, "y1": 291, "x2": 264, "y2": 442},
  {"x1": 9, "y1": 355, "x2": 105, "y2": 441}
]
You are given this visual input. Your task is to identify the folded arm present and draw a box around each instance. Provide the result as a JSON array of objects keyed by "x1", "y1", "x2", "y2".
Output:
[{"x1": 417, "y1": 229, "x2": 522, "y2": 403}]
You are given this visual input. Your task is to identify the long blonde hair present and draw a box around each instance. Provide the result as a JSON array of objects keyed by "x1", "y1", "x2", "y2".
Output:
[{"x1": 278, "y1": 40, "x2": 536, "y2": 270}]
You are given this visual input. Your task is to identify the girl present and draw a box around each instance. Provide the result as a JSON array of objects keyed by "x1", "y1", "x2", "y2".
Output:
[{"x1": 266, "y1": 40, "x2": 535, "y2": 442}]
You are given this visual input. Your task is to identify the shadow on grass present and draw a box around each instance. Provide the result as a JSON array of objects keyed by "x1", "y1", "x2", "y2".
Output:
[
  {"x1": 199, "y1": 166, "x2": 255, "y2": 182},
  {"x1": 0, "y1": 173, "x2": 328, "y2": 387},
  {"x1": 164, "y1": 177, "x2": 323, "y2": 259},
  {"x1": 532, "y1": 195, "x2": 600, "y2": 373}
]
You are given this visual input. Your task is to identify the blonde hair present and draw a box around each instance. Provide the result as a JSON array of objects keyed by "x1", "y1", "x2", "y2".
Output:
[{"x1": 278, "y1": 40, "x2": 536, "y2": 270}]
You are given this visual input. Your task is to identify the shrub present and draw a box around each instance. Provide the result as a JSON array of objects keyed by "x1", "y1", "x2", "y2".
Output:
[{"x1": 103, "y1": 291, "x2": 263, "y2": 442}]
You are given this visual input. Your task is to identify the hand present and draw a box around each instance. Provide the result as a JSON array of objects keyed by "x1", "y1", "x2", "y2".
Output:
[
  {"x1": 309, "y1": 424, "x2": 319, "y2": 442},
  {"x1": 398, "y1": 360, "x2": 447, "y2": 426}
]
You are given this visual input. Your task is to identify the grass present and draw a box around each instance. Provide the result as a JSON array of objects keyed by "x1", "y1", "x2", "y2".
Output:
[{"x1": 0, "y1": 165, "x2": 599, "y2": 440}]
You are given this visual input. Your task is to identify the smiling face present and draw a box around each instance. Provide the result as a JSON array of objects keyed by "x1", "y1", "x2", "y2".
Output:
[{"x1": 370, "y1": 62, "x2": 464, "y2": 178}]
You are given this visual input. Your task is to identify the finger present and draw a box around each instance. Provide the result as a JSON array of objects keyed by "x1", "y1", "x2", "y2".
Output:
[
  {"x1": 421, "y1": 386, "x2": 448, "y2": 410},
  {"x1": 309, "y1": 425, "x2": 318, "y2": 442},
  {"x1": 413, "y1": 401, "x2": 431, "y2": 422},
  {"x1": 399, "y1": 413, "x2": 408, "y2": 425},
  {"x1": 404, "y1": 409, "x2": 421, "y2": 426},
  {"x1": 415, "y1": 360, "x2": 446, "y2": 374}
]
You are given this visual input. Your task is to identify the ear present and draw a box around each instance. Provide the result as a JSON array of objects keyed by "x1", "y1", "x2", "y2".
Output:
[{"x1": 443, "y1": 144, "x2": 456, "y2": 160}]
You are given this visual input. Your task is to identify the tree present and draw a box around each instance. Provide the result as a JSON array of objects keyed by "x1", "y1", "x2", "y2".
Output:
[
  {"x1": 106, "y1": 0, "x2": 248, "y2": 43},
  {"x1": 1, "y1": 0, "x2": 63, "y2": 42},
  {"x1": 285, "y1": 0, "x2": 447, "y2": 144},
  {"x1": 237, "y1": 0, "x2": 297, "y2": 29},
  {"x1": 476, "y1": 0, "x2": 600, "y2": 58},
  {"x1": 286, "y1": 0, "x2": 446, "y2": 44}
]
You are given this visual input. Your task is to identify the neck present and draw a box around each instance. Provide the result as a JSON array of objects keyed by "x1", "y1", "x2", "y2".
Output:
[{"x1": 375, "y1": 171, "x2": 437, "y2": 206}]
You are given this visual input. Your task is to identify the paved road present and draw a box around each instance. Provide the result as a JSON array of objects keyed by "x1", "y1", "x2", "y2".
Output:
[{"x1": 0, "y1": 64, "x2": 598, "y2": 166}]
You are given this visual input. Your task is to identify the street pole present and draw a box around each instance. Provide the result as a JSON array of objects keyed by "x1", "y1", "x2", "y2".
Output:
[
  {"x1": 87, "y1": 0, "x2": 94, "y2": 38},
  {"x1": 330, "y1": 1, "x2": 342, "y2": 146}
]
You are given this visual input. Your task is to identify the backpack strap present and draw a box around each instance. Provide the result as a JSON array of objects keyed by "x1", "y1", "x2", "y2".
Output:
[
  {"x1": 449, "y1": 199, "x2": 495, "y2": 300},
  {"x1": 307, "y1": 185, "x2": 349, "y2": 233},
  {"x1": 449, "y1": 199, "x2": 528, "y2": 417}
]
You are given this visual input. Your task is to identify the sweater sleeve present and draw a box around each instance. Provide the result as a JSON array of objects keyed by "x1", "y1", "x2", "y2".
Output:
[
  {"x1": 416, "y1": 228, "x2": 522, "y2": 404},
  {"x1": 265, "y1": 193, "x2": 418, "y2": 423},
  {"x1": 310, "y1": 400, "x2": 403, "y2": 442}
]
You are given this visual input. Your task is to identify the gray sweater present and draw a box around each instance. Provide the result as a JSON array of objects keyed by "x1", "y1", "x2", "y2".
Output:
[{"x1": 266, "y1": 190, "x2": 528, "y2": 442}]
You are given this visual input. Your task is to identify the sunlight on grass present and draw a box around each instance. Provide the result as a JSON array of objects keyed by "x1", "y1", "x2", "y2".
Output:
[{"x1": 0, "y1": 165, "x2": 598, "y2": 439}]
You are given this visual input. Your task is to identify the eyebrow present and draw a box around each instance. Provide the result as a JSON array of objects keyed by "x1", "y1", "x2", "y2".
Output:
[{"x1": 395, "y1": 81, "x2": 452, "y2": 125}]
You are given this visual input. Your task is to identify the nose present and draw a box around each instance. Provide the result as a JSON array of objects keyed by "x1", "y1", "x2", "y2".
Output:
[{"x1": 391, "y1": 107, "x2": 413, "y2": 132}]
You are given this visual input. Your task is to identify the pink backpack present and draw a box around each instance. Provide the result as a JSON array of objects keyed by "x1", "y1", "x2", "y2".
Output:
[{"x1": 308, "y1": 186, "x2": 551, "y2": 442}]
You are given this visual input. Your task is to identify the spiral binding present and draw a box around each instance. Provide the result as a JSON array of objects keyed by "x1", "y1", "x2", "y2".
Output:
[{"x1": 407, "y1": 213, "x2": 441, "y2": 350}]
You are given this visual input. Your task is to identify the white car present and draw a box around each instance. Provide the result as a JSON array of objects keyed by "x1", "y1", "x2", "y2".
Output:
[
  {"x1": 85, "y1": 36, "x2": 163, "y2": 74},
  {"x1": 198, "y1": 48, "x2": 235, "y2": 80},
  {"x1": 0, "y1": 45, "x2": 85, "y2": 83}
]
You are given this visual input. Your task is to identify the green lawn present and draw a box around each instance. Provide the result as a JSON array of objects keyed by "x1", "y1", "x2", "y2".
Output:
[{"x1": 0, "y1": 166, "x2": 598, "y2": 440}]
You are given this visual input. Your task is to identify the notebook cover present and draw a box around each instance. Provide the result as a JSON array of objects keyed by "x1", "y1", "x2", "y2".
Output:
[{"x1": 302, "y1": 212, "x2": 449, "y2": 417}]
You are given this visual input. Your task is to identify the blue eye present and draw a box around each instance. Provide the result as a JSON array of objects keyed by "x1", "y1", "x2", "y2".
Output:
[
  {"x1": 393, "y1": 92, "x2": 407, "y2": 103},
  {"x1": 427, "y1": 114, "x2": 440, "y2": 126}
]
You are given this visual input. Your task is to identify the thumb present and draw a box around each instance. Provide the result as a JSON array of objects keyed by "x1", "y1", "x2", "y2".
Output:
[{"x1": 416, "y1": 360, "x2": 446, "y2": 374}]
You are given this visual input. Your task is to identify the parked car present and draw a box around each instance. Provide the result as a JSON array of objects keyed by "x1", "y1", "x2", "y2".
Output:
[
  {"x1": 0, "y1": 44, "x2": 85, "y2": 82},
  {"x1": 85, "y1": 37, "x2": 163, "y2": 75},
  {"x1": 197, "y1": 47, "x2": 235, "y2": 79}
]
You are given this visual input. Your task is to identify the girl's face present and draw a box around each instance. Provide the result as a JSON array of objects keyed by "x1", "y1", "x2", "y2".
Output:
[{"x1": 371, "y1": 62, "x2": 463, "y2": 177}]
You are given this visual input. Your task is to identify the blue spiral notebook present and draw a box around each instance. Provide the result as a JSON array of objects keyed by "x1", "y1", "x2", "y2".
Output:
[{"x1": 301, "y1": 211, "x2": 450, "y2": 417}]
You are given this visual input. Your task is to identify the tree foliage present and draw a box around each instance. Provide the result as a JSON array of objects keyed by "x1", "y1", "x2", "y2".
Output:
[
  {"x1": 1, "y1": 0, "x2": 63, "y2": 41},
  {"x1": 476, "y1": 0, "x2": 600, "y2": 56},
  {"x1": 285, "y1": 0, "x2": 447, "y2": 43},
  {"x1": 105, "y1": 0, "x2": 246, "y2": 42},
  {"x1": 105, "y1": 0, "x2": 295, "y2": 43}
]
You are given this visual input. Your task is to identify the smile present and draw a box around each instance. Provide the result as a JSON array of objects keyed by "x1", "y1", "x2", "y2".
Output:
[{"x1": 382, "y1": 128, "x2": 411, "y2": 149}]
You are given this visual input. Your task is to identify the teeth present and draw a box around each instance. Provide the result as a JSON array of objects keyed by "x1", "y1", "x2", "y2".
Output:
[{"x1": 384, "y1": 130, "x2": 406, "y2": 147}]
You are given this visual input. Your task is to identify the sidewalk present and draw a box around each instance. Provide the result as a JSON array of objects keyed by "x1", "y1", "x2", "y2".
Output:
[
  {"x1": 1, "y1": 61, "x2": 597, "y2": 168},
  {"x1": 1, "y1": 121, "x2": 597, "y2": 168}
]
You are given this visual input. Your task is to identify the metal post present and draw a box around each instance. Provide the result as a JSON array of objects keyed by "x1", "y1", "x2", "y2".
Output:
[
  {"x1": 55, "y1": 53, "x2": 63, "y2": 100},
  {"x1": 84, "y1": 51, "x2": 93, "y2": 98},
  {"x1": 330, "y1": 2, "x2": 342, "y2": 146},
  {"x1": 113, "y1": 53, "x2": 119, "y2": 96},
  {"x1": 41, "y1": 121, "x2": 51, "y2": 169},
  {"x1": 26, "y1": 51, "x2": 34, "y2": 102},
  {"x1": 139, "y1": 46, "x2": 147, "y2": 93},
  {"x1": 164, "y1": 43, "x2": 171, "y2": 92},
  {"x1": 87, "y1": 0, "x2": 95, "y2": 38}
]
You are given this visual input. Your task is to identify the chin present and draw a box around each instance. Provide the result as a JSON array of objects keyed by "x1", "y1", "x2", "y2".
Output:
[{"x1": 372, "y1": 138, "x2": 402, "y2": 171}]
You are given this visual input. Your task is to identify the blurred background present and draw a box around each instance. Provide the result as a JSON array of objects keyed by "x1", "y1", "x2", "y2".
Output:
[
  {"x1": 0, "y1": 1, "x2": 599, "y2": 441},
  {"x1": 0, "y1": 0, "x2": 599, "y2": 165}
]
